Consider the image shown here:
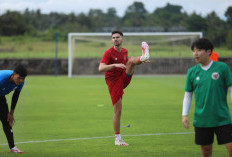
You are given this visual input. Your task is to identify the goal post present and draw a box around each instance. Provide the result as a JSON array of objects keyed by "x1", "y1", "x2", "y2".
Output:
[
  {"x1": 68, "y1": 33, "x2": 111, "y2": 78},
  {"x1": 68, "y1": 32, "x2": 203, "y2": 77}
]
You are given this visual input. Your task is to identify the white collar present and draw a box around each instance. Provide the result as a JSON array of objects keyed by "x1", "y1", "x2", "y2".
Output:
[{"x1": 201, "y1": 60, "x2": 213, "y2": 71}]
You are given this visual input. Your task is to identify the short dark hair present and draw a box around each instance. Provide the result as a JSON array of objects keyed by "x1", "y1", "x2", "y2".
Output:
[
  {"x1": 191, "y1": 38, "x2": 214, "y2": 52},
  {"x1": 14, "y1": 64, "x2": 28, "y2": 77},
  {"x1": 112, "y1": 30, "x2": 123, "y2": 37}
]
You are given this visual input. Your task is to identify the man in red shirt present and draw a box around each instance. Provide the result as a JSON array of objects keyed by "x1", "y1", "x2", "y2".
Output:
[{"x1": 99, "y1": 31, "x2": 150, "y2": 146}]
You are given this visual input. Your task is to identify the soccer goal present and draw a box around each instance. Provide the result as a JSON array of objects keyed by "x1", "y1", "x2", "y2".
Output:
[{"x1": 68, "y1": 32, "x2": 203, "y2": 77}]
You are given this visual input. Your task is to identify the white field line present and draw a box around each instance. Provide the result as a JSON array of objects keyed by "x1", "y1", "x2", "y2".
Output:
[{"x1": 0, "y1": 132, "x2": 194, "y2": 146}]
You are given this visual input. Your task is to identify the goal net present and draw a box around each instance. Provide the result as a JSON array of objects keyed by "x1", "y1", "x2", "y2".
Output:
[{"x1": 68, "y1": 32, "x2": 203, "y2": 77}]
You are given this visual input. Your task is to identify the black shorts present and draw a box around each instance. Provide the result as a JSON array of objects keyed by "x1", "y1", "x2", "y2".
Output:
[
  {"x1": 0, "y1": 96, "x2": 9, "y2": 121},
  {"x1": 195, "y1": 124, "x2": 232, "y2": 145}
]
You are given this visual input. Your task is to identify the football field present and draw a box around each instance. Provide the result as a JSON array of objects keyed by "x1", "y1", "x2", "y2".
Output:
[{"x1": 0, "y1": 75, "x2": 231, "y2": 157}]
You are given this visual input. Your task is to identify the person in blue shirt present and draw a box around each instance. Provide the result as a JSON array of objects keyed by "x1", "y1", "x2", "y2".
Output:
[{"x1": 0, "y1": 65, "x2": 27, "y2": 154}]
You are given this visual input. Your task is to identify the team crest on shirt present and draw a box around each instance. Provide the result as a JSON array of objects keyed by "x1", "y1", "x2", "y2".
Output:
[
  {"x1": 196, "y1": 76, "x2": 200, "y2": 81},
  {"x1": 115, "y1": 58, "x2": 117, "y2": 60},
  {"x1": 212, "y1": 72, "x2": 219, "y2": 80}
]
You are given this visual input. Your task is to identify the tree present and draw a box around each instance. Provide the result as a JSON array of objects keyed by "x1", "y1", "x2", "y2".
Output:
[
  {"x1": 0, "y1": 2, "x2": 230, "y2": 46},
  {"x1": 205, "y1": 11, "x2": 227, "y2": 46},
  {"x1": 87, "y1": 9, "x2": 105, "y2": 30},
  {"x1": 76, "y1": 13, "x2": 92, "y2": 30},
  {"x1": 122, "y1": 2, "x2": 148, "y2": 26},
  {"x1": 126, "y1": 1, "x2": 147, "y2": 14},
  {"x1": 104, "y1": 8, "x2": 120, "y2": 27},
  {"x1": 225, "y1": 6, "x2": 232, "y2": 26},
  {"x1": 68, "y1": 12, "x2": 76, "y2": 23},
  {"x1": 107, "y1": 8, "x2": 117, "y2": 17},
  {"x1": 0, "y1": 11, "x2": 28, "y2": 36},
  {"x1": 226, "y1": 29, "x2": 232, "y2": 49},
  {"x1": 183, "y1": 12, "x2": 208, "y2": 32},
  {"x1": 150, "y1": 3, "x2": 187, "y2": 31},
  {"x1": 156, "y1": 3, "x2": 182, "y2": 14}
]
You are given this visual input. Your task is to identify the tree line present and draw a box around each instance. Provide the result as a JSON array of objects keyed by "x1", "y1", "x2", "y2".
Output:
[{"x1": 0, "y1": 2, "x2": 232, "y2": 49}]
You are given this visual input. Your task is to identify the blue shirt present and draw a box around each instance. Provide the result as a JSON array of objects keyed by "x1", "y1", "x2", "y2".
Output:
[{"x1": 0, "y1": 70, "x2": 24, "y2": 96}]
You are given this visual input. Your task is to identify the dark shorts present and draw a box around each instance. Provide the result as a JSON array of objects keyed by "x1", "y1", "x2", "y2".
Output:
[
  {"x1": 106, "y1": 72, "x2": 132, "y2": 105},
  {"x1": 195, "y1": 124, "x2": 232, "y2": 145}
]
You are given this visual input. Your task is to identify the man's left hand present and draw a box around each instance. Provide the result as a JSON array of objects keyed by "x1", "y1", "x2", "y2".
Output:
[{"x1": 7, "y1": 113, "x2": 15, "y2": 127}]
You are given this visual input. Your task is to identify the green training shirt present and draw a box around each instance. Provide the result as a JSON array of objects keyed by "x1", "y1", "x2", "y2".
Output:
[{"x1": 185, "y1": 61, "x2": 232, "y2": 127}]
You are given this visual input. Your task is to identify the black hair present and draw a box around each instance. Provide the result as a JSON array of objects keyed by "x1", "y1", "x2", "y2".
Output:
[
  {"x1": 191, "y1": 38, "x2": 214, "y2": 52},
  {"x1": 112, "y1": 30, "x2": 123, "y2": 37},
  {"x1": 14, "y1": 64, "x2": 28, "y2": 77}
]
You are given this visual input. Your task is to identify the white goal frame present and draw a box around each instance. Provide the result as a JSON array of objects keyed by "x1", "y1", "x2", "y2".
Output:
[{"x1": 68, "y1": 32, "x2": 203, "y2": 77}]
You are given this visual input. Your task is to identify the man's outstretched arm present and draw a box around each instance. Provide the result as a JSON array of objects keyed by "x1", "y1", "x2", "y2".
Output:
[{"x1": 98, "y1": 63, "x2": 126, "y2": 72}]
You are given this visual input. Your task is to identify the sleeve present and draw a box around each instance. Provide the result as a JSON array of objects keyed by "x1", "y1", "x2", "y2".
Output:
[
  {"x1": 11, "y1": 90, "x2": 20, "y2": 110},
  {"x1": 229, "y1": 86, "x2": 232, "y2": 104},
  {"x1": 100, "y1": 50, "x2": 111, "y2": 64},
  {"x1": 0, "y1": 81, "x2": 3, "y2": 88},
  {"x1": 0, "y1": 75, "x2": 7, "y2": 88},
  {"x1": 182, "y1": 92, "x2": 193, "y2": 116},
  {"x1": 15, "y1": 82, "x2": 24, "y2": 92},
  {"x1": 184, "y1": 69, "x2": 193, "y2": 92},
  {"x1": 224, "y1": 64, "x2": 232, "y2": 88}
]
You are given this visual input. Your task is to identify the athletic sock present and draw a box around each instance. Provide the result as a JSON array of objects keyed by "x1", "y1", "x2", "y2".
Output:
[
  {"x1": 139, "y1": 56, "x2": 145, "y2": 62},
  {"x1": 115, "y1": 133, "x2": 121, "y2": 141}
]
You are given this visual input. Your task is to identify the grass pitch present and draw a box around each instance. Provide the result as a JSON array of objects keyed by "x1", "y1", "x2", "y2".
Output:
[{"x1": 0, "y1": 75, "x2": 231, "y2": 157}]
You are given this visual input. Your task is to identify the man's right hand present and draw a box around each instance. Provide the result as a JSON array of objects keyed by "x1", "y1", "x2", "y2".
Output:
[
  {"x1": 182, "y1": 115, "x2": 189, "y2": 129},
  {"x1": 114, "y1": 64, "x2": 126, "y2": 69},
  {"x1": 99, "y1": 63, "x2": 126, "y2": 72}
]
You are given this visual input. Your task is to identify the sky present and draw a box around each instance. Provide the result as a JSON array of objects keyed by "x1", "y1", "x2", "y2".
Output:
[{"x1": 0, "y1": 0, "x2": 232, "y2": 20}]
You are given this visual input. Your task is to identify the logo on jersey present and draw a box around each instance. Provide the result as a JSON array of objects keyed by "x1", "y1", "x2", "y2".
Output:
[
  {"x1": 115, "y1": 58, "x2": 117, "y2": 60},
  {"x1": 212, "y1": 72, "x2": 219, "y2": 80},
  {"x1": 196, "y1": 76, "x2": 200, "y2": 81},
  {"x1": 2, "y1": 88, "x2": 5, "y2": 91}
]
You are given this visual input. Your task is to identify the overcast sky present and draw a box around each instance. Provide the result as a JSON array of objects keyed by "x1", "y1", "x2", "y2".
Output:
[{"x1": 0, "y1": 0, "x2": 232, "y2": 20}]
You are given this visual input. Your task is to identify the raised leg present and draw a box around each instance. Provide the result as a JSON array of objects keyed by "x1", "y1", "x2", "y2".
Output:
[{"x1": 125, "y1": 56, "x2": 142, "y2": 75}]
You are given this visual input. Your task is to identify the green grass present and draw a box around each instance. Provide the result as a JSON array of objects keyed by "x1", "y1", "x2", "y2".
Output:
[
  {"x1": 0, "y1": 36, "x2": 231, "y2": 58},
  {"x1": 0, "y1": 76, "x2": 231, "y2": 156}
]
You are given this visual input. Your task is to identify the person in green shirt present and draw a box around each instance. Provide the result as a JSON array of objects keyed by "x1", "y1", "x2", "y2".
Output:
[{"x1": 182, "y1": 38, "x2": 232, "y2": 157}]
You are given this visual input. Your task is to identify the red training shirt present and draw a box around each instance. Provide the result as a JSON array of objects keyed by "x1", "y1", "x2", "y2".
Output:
[
  {"x1": 210, "y1": 52, "x2": 219, "y2": 62},
  {"x1": 100, "y1": 47, "x2": 128, "y2": 82}
]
